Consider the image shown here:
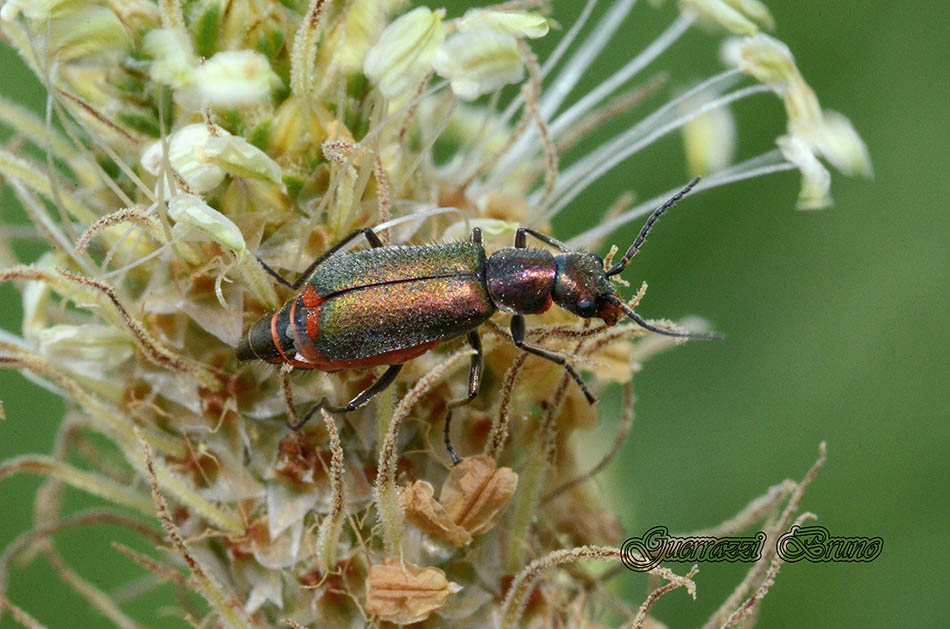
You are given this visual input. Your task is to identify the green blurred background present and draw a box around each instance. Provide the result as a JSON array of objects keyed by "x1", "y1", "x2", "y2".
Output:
[{"x1": 1, "y1": 1, "x2": 947, "y2": 627}]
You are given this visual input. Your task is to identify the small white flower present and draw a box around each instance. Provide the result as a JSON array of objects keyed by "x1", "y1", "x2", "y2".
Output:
[
  {"x1": 682, "y1": 0, "x2": 774, "y2": 35},
  {"x1": 203, "y1": 132, "x2": 285, "y2": 189},
  {"x1": 189, "y1": 51, "x2": 280, "y2": 108},
  {"x1": 795, "y1": 109, "x2": 873, "y2": 179},
  {"x1": 168, "y1": 193, "x2": 247, "y2": 259},
  {"x1": 144, "y1": 28, "x2": 196, "y2": 88},
  {"x1": 680, "y1": 89, "x2": 737, "y2": 175},
  {"x1": 141, "y1": 123, "x2": 226, "y2": 194},
  {"x1": 363, "y1": 6, "x2": 445, "y2": 100},
  {"x1": 777, "y1": 135, "x2": 832, "y2": 210},
  {"x1": 734, "y1": 35, "x2": 872, "y2": 184},
  {"x1": 141, "y1": 123, "x2": 284, "y2": 195},
  {"x1": 434, "y1": 29, "x2": 524, "y2": 101},
  {"x1": 457, "y1": 10, "x2": 552, "y2": 39},
  {"x1": 145, "y1": 30, "x2": 278, "y2": 107},
  {"x1": 36, "y1": 324, "x2": 134, "y2": 371}
]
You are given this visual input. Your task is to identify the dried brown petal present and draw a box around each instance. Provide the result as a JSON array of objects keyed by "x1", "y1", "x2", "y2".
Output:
[
  {"x1": 365, "y1": 558, "x2": 459, "y2": 624},
  {"x1": 593, "y1": 337, "x2": 637, "y2": 384},
  {"x1": 548, "y1": 488, "x2": 625, "y2": 546},
  {"x1": 441, "y1": 455, "x2": 518, "y2": 536},
  {"x1": 400, "y1": 480, "x2": 473, "y2": 546},
  {"x1": 560, "y1": 384, "x2": 599, "y2": 431}
]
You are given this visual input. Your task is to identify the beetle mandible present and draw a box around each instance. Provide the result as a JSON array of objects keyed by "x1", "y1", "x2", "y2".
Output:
[{"x1": 238, "y1": 176, "x2": 718, "y2": 464}]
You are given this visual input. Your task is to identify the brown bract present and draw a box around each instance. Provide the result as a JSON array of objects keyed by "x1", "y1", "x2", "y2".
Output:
[
  {"x1": 400, "y1": 479, "x2": 472, "y2": 546},
  {"x1": 365, "y1": 558, "x2": 460, "y2": 625},
  {"x1": 441, "y1": 455, "x2": 518, "y2": 537},
  {"x1": 401, "y1": 456, "x2": 518, "y2": 546}
]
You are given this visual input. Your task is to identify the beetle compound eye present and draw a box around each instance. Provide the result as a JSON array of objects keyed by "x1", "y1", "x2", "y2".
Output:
[{"x1": 576, "y1": 299, "x2": 595, "y2": 315}]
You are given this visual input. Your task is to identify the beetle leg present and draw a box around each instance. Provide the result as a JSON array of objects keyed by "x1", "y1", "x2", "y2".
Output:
[
  {"x1": 443, "y1": 331, "x2": 483, "y2": 465},
  {"x1": 471, "y1": 227, "x2": 483, "y2": 244},
  {"x1": 258, "y1": 227, "x2": 385, "y2": 290},
  {"x1": 287, "y1": 364, "x2": 403, "y2": 430},
  {"x1": 509, "y1": 315, "x2": 597, "y2": 405},
  {"x1": 515, "y1": 227, "x2": 571, "y2": 252}
]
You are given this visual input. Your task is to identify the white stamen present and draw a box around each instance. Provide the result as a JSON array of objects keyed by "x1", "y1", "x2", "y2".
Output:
[
  {"x1": 541, "y1": 69, "x2": 751, "y2": 219},
  {"x1": 541, "y1": 0, "x2": 637, "y2": 121},
  {"x1": 540, "y1": 0, "x2": 599, "y2": 79},
  {"x1": 549, "y1": 13, "x2": 694, "y2": 142},
  {"x1": 488, "y1": 10, "x2": 692, "y2": 193},
  {"x1": 479, "y1": 0, "x2": 635, "y2": 199},
  {"x1": 495, "y1": 0, "x2": 599, "y2": 133},
  {"x1": 567, "y1": 149, "x2": 794, "y2": 249}
]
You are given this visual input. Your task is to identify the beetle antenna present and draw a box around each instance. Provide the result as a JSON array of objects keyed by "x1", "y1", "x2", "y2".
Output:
[
  {"x1": 606, "y1": 176, "x2": 701, "y2": 277},
  {"x1": 611, "y1": 297, "x2": 723, "y2": 340}
]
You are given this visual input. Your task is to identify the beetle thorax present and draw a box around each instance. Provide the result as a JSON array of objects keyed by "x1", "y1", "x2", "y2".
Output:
[{"x1": 486, "y1": 248, "x2": 557, "y2": 314}]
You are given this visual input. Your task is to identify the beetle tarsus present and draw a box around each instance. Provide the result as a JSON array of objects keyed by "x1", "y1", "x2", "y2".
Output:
[{"x1": 444, "y1": 411, "x2": 460, "y2": 466}]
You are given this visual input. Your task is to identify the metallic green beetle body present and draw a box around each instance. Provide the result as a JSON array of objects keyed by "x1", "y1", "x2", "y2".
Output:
[{"x1": 239, "y1": 178, "x2": 716, "y2": 463}]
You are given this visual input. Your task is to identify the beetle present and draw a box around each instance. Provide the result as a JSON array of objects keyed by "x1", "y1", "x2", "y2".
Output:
[{"x1": 238, "y1": 176, "x2": 718, "y2": 463}]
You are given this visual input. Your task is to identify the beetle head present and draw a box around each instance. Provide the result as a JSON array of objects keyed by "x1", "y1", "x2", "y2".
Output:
[{"x1": 552, "y1": 252, "x2": 623, "y2": 324}]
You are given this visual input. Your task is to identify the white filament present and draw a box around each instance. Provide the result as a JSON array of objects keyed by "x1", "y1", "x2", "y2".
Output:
[{"x1": 566, "y1": 149, "x2": 794, "y2": 249}]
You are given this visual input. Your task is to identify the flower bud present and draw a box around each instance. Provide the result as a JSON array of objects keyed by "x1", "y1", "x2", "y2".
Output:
[
  {"x1": 441, "y1": 218, "x2": 517, "y2": 243},
  {"x1": 189, "y1": 50, "x2": 280, "y2": 107},
  {"x1": 144, "y1": 28, "x2": 195, "y2": 87},
  {"x1": 777, "y1": 134, "x2": 832, "y2": 210},
  {"x1": 141, "y1": 123, "x2": 283, "y2": 195},
  {"x1": 457, "y1": 9, "x2": 552, "y2": 39},
  {"x1": 3, "y1": 1, "x2": 128, "y2": 60},
  {"x1": 363, "y1": 6, "x2": 445, "y2": 100},
  {"x1": 323, "y1": 0, "x2": 388, "y2": 75},
  {"x1": 680, "y1": 89, "x2": 737, "y2": 175},
  {"x1": 682, "y1": 0, "x2": 774, "y2": 35},
  {"x1": 434, "y1": 29, "x2": 524, "y2": 101},
  {"x1": 167, "y1": 193, "x2": 247, "y2": 258},
  {"x1": 37, "y1": 324, "x2": 134, "y2": 370}
]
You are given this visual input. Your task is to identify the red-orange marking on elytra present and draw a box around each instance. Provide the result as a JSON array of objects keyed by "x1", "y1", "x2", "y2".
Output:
[
  {"x1": 306, "y1": 307, "x2": 320, "y2": 340},
  {"x1": 302, "y1": 285, "x2": 322, "y2": 307},
  {"x1": 270, "y1": 311, "x2": 291, "y2": 363}
]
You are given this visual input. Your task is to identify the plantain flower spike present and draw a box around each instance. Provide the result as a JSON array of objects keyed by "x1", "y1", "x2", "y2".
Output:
[{"x1": 0, "y1": 1, "x2": 861, "y2": 626}]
